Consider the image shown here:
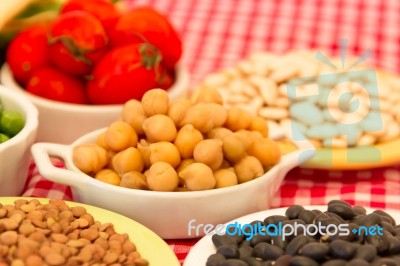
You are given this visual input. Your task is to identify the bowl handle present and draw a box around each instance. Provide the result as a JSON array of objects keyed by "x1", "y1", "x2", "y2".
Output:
[{"x1": 31, "y1": 143, "x2": 89, "y2": 189}]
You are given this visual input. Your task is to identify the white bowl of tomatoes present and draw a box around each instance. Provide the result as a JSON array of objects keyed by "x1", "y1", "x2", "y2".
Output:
[{"x1": 0, "y1": 0, "x2": 189, "y2": 144}]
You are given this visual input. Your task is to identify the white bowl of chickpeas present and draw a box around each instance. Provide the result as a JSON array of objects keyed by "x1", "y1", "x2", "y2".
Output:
[
  {"x1": 0, "y1": 63, "x2": 189, "y2": 144},
  {"x1": 31, "y1": 88, "x2": 315, "y2": 239}
]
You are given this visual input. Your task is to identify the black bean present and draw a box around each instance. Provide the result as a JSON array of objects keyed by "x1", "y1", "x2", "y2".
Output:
[
  {"x1": 241, "y1": 257, "x2": 263, "y2": 266},
  {"x1": 285, "y1": 205, "x2": 305, "y2": 220},
  {"x1": 381, "y1": 221, "x2": 396, "y2": 235},
  {"x1": 274, "y1": 254, "x2": 292, "y2": 266},
  {"x1": 330, "y1": 239, "x2": 357, "y2": 260},
  {"x1": 352, "y1": 215, "x2": 367, "y2": 225},
  {"x1": 370, "y1": 257, "x2": 398, "y2": 266},
  {"x1": 252, "y1": 242, "x2": 284, "y2": 260},
  {"x1": 212, "y1": 234, "x2": 238, "y2": 248},
  {"x1": 206, "y1": 253, "x2": 226, "y2": 266},
  {"x1": 249, "y1": 234, "x2": 272, "y2": 247},
  {"x1": 321, "y1": 259, "x2": 347, "y2": 266},
  {"x1": 327, "y1": 204, "x2": 356, "y2": 220},
  {"x1": 328, "y1": 200, "x2": 352, "y2": 207},
  {"x1": 217, "y1": 245, "x2": 240, "y2": 259},
  {"x1": 357, "y1": 213, "x2": 382, "y2": 227},
  {"x1": 325, "y1": 212, "x2": 346, "y2": 223},
  {"x1": 353, "y1": 206, "x2": 367, "y2": 215},
  {"x1": 354, "y1": 244, "x2": 377, "y2": 262},
  {"x1": 338, "y1": 223, "x2": 357, "y2": 242},
  {"x1": 314, "y1": 213, "x2": 331, "y2": 225},
  {"x1": 373, "y1": 210, "x2": 396, "y2": 226},
  {"x1": 289, "y1": 255, "x2": 319, "y2": 266},
  {"x1": 312, "y1": 209, "x2": 323, "y2": 215},
  {"x1": 244, "y1": 221, "x2": 264, "y2": 234},
  {"x1": 285, "y1": 235, "x2": 311, "y2": 256},
  {"x1": 226, "y1": 226, "x2": 245, "y2": 244},
  {"x1": 366, "y1": 232, "x2": 390, "y2": 254},
  {"x1": 263, "y1": 215, "x2": 289, "y2": 226},
  {"x1": 219, "y1": 259, "x2": 248, "y2": 266},
  {"x1": 319, "y1": 217, "x2": 341, "y2": 227},
  {"x1": 271, "y1": 236, "x2": 288, "y2": 249},
  {"x1": 387, "y1": 236, "x2": 400, "y2": 256},
  {"x1": 345, "y1": 258, "x2": 369, "y2": 266},
  {"x1": 239, "y1": 242, "x2": 253, "y2": 259},
  {"x1": 389, "y1": 255, "x2": 400, "y2": 264},
  {"x1": 299, "y1": 242, "x2": 330, "y2": 261},
  {"x1": 260, "y1": 261, "x2": 274, "y2": 266},
  {"x1": 298, "y1": 210, "x2": 317, "y2": 224}
]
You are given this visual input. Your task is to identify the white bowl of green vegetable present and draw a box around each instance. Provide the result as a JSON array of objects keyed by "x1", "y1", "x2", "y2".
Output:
[{"x1": 0, "y1": 85, "x2": 38, "y2": 196}]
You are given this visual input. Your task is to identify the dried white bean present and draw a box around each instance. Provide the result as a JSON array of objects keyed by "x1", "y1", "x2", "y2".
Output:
[
  {"x1": 259, "y1": 107, "x2": 289, "y2": 120},
  {"x1": 358, "y1": 134, "x2": 376, "y2": 146},
  {"x1": 203, "y1": 73, "x2": 228, "y2": 87},
  {"x1": 270, "y1": 64, "x2": 299, "y2": 83}
]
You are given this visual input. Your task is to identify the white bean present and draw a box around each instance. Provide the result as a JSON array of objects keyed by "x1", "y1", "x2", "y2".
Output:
[{"x1": 259, "y1": 107, "x2": 289, "y2": 120}]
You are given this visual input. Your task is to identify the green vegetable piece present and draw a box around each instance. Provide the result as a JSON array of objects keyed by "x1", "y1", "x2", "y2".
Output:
[
  {"x1": 0, "y1": 110, "x2": 25, "y2": 137},
  {"x1": 0, "y1": 133, "x2": 10, "y2": 143}
]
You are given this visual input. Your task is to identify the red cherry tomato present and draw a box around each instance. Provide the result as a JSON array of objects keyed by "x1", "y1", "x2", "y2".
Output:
[
  {"x1": 27, "y1": 67, "x2": 88, "y2": 104},
  {"x1": 87, "y1": 43, "x2": 163, "y2": 105},
  {"x1": 6, "y1": 24, "x2": 50, "y2": 86},
  {"x1": 110, "y1": 7, "x2": 182, "y2": 70},
  {"x1": 48, "y1": 10, "x2": 108, "y2": 76},
  {"x1": 60, "y1": 0, "x2": 120, "y2": 35}
]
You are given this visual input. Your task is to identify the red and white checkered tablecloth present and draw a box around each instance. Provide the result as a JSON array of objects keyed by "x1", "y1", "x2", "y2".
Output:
[{"x1": 20, "y1": 0, "x2": 400, "y2": 264}]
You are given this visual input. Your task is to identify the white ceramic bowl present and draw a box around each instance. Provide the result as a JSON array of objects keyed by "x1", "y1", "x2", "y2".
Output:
[
  {"x1": 0, "y1": 85, "x2": 38, "y2": 196},
  {"x1": 0, "y1": 63, "x2": 189, "y2": 144},
  {"x1": 31, "y1": 127, "x2": 315, "y2": 239}
]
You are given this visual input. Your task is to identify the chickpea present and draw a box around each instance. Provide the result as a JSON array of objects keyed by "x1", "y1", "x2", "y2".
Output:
[
  {"x1": 179, "y1": 103, "x2": 215, "y2": 133},
  {"x1": 221, "y1": 134, "x2": 246, "y2": 164},
  {"x1": 95, "y1": 169, "x2": 121, "y2": 186},
  {"x1": 112, "y1": 147, "x2": 144, "y2": 175},
  {"x1": 176, "y1": 158, "x2": 195, "y2": 186},
  {"x1": 190, "y1": 86, "x2": 223, "y2": 104},
  {"x1": 145, "y1": 162, "x2": 179, "y2": 191},
  {"x1": 233, "y1": 130, "x2": 253, "y2": 149},
  {"x1": 96, "y1": 132, "x2": 108, "y2": 150},
  {"x1": 224, "y1": 108, "x2": 252, "y2": 131},
  {"x1": 193, "y1": 139, "x2": 223, "y2": 171},
  {"x1": 220, "y1": 159, "x2": 231, "y2": 169},
  {"x1": 105, "y1": 121, "x2": 138, "y2": 152},
  {"x1": 167, "y1": 98, "x2": 192, "y2": 126},
  {"x1": 120, "y1": 171, "x2": 148, "y2": 190},
  {"x1": 142, "y1": 115, "x2": 177, "y2": 142},
  {"x1": 247, "y1": 138, "x2": 281, "y2": 167},
  {"x1": 176, "y1": 159, "x2": 196, "y2": 175},
  {"x1": 214, "y1": 168, "x2": 238, "y2": 188},
  {"x1": 73, "y1": 144, "x2": 108, "y2": 174},
  {"x1": 209, "y1": 103, "x2": 228, "y2": 127},
  {"x1": 207, "y1": 127, "x2": 233, "y2": 140},
  {"x1": 179, "y1": 163, "x2": 216, "y2": 191},
  {"x1": 137, "y1": 139, "x2": 151, "y2": 169},
  {"x1": 141, "y1": 89, "x2": 169, "y2": 116},
  {"x1": 250, "y1": 116, "x2": 269, "y2": 137},
  {"x1": 149, "y1": 142, "x2": 181, "y2": 168},
  {"x1": 121, "y1": 99, "x2": 146, "y2": 135},
  {"x1": 234, "y1": 156, "x2": 264, "y2": 184},
  {"x1": 174, "y1": 124, "x2": 203, "y2": 159}
]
